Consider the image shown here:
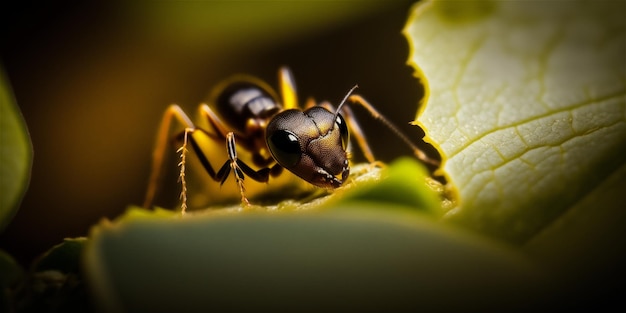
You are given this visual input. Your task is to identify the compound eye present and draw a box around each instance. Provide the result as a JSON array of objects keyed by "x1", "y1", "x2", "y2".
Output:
[
  {"x1": 268, "y1": 129, "x2": 302, "y2": 168},
  {"x1": 336, "y1": 114, "x2": 349, "y2": 150}
]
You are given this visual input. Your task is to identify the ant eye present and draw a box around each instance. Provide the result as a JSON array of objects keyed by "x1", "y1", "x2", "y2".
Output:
[
  {"x1": 268, "y1": 130, "x2": 302, "y2": 167},
  {"x1": 336, "y1": 114, "x2": 349, "y2": 150}
]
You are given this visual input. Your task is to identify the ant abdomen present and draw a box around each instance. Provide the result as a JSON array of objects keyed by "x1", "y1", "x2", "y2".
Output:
[{"x1": 214, "y1": 81, "x2": 281, "y2": 135}]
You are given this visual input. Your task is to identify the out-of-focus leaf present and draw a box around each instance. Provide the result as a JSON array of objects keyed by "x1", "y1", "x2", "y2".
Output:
[
  {"x1": 32, "y1": 238, "x2": 88, "y2": 274},
  {"x1": 0, "y1": 250, "x2": 23, "y2": 312},
  {"x1": 0, "y1": 250, "x2": 22, "y2": 288},
  {"x1": 125, "y1": 1, "x2": 405, "y2": 51},
  {"x1": 84, "y1": 141, "x2": 511, "y2": 312},
  {"x1": 405, "y1": 0, "x2": 626, "y2": 243},
  {"x1": 0, "y1": 250, "x2": 24, "y2": 312},
  {"x1": 18, "y1": 238, "x2": 88, "y2": 310},
  {"x1": 85, "y1": 205, "x2": 546, "y2": 312},
  {"x1": 524, "y1": 162, "x2": 626, "y2": 287},
  {"x1": 17, "y1": 238, "x2": 92, "y2": 312},
  {"x1": 0, "y1": 68, "x2": 32, "y2": 231}
]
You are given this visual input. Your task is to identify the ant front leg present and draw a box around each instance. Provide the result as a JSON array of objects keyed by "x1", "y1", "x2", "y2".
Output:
[
  {"x1": 143, "y1": 104, "x2": 227, "y2": 213},
  {"x1": 180, "y1": 126, "x2": 274, "y2": 210},
  {"x1": 144, "y1": 104, "x2": 271, "y2": 213},
  {"x1": 219, "y1": 132, "x2": 274, "y2": 206}
]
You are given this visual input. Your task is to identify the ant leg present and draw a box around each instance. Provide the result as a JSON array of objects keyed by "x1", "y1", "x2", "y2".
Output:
[
  {"x1": 144, "y1": 105, "x2": 195, "y2": 210},
  {"x1": 279, "y1": 66, "x2": 298, "y2": 110},
  {"x1": 177, "y1": 128, "x2": 194, "y2": 213},
  {"x1": 180, "y1": 128, "x2": 273, "y2": 209},
  {"x1": 146, "y1": 103, "x2": 277, "y2": 211},
  {"x1": 348, "y1": 94, "x2": 440, "y2": 167},
  {"x1": 198, "y1": 104, "x2": 230, "y2": 139},
  {"x1": 144, "y1": 103, "x2": 234, "y2": 213},
  {"x1": 223, "y1": 132, "x2": 273, "y2": 206},
  {"x1": 178, "y1": 129, "x2": 270, "y2": 208},
  {"x1": 226, "y1": 132, "x2": 249, "y2": 205}
]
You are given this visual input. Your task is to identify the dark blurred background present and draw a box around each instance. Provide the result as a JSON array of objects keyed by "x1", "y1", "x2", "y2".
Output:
[{"x1": 0, "y1": 0, "x2": 432, "y2": 266}]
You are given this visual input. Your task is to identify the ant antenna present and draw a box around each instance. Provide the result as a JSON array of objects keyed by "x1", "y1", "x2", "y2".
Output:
[
  {"x1": 333, "y1": 85, "x2": 440, "y2": 167},
  {"x1": 332, "y1": 84, "x2": 359, "y2": 127}
]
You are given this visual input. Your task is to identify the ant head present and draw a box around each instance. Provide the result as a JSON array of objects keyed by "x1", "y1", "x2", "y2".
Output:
[{"x1": 266, "y1": 107, "x2": 349, "y2": 188}]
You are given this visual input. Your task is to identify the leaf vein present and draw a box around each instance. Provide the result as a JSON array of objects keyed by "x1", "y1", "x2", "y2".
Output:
[{"x1": 447, "y1": 89, "x2": 626, "y2": 160}]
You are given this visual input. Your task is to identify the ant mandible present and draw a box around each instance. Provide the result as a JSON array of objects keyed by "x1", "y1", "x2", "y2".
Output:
[{"x1": 143, "y1": 67, "x2": 438, "y2": 213}]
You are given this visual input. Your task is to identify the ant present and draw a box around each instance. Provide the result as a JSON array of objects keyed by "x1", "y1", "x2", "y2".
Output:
[{"x1": 143, "y1": 67, "x2": 439, "y2": 213}]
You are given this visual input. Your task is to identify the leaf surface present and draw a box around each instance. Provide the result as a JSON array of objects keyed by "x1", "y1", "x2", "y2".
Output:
[
  {"x1": 84, "y1": 158, "x2": 551, "y2": 311},
  {"x1": 405, "y1": 0, "x2": 626, "y2": 243},
  {"x1": 85, "y1": 205, "x2": 544, "y2": 312}
]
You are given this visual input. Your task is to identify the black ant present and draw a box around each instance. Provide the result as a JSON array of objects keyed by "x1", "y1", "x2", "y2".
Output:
[{"x1": 143, "y1": 67, "x2": 439, "y2": 213}]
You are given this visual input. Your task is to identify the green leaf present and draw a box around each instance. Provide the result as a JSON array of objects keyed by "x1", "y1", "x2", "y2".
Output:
[
  {"x1": 0, "y1": 250, "x2": 23, "y2": 312},
  {"x1": 327, "y1": 157, "x2": 443, "y2": 215},
  {"x1": 524, "y1": 162, "x2": 626, "y2": 285},
  {"x1": 148, "y1": 159, "x2": 439, "y2": 217},
  {"x1": 129, "y1": 1, "x2": 404, "y2": 50},
  {"x1": 405, "y1": 0, "x2": 626, "y2": 243},
  {"x1": 0, "y1": 67, "x2": 32, "y2": 231},
  {"x1": 84, "y1": 159, "x2": 545, "y2": 311},
  {"x1": 85, "y1": 205, "x2": 545, "y2": 312},
  {"x1": 0, "y1": 250, "x2": 22, "y2": 288},
  {"x1": 32, "y1": 238, "x2": 88, "y2": 274},
  {"x1": 16, "y1": 238, "x2": 92, "y2": 312}
]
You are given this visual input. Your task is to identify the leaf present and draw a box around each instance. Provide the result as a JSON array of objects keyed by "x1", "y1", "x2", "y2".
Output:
[
  {"x1": 32, "y1": 238, "x2": 88, "y2": 274},
  {"x1": 129, "y1": 1, "x2": 404, "y2": 50},
  {"x1": 524, "y1": 161, "x2": 626, "y2": 288},
  {"x1": 0, "y1": 67, "x2": 32, "y2": 231},
  {"x1": 0, "y1": 249, "x2": 23, "y2": 312},
  {"x1": 83, "y1": 158, "x2": 549, "y2": 311},
  {"x1": 405, "y1": 0, "x2": 626, "y2": 243},
  {"x1": 327, "y1": 157, "x2": 443, "y2": 215},
  {"x1": 85, "y1": 205, "x2": 545, "y2": 312},
  {"x1": 16, "y1": 238, "x2": 92, "y2": 312},
  {"x1": 0, "y1": 250, "x2": 22, "y2": 288},
  {"x1": 164, "y1": 159, "x2": 440, "y2": 216}
]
